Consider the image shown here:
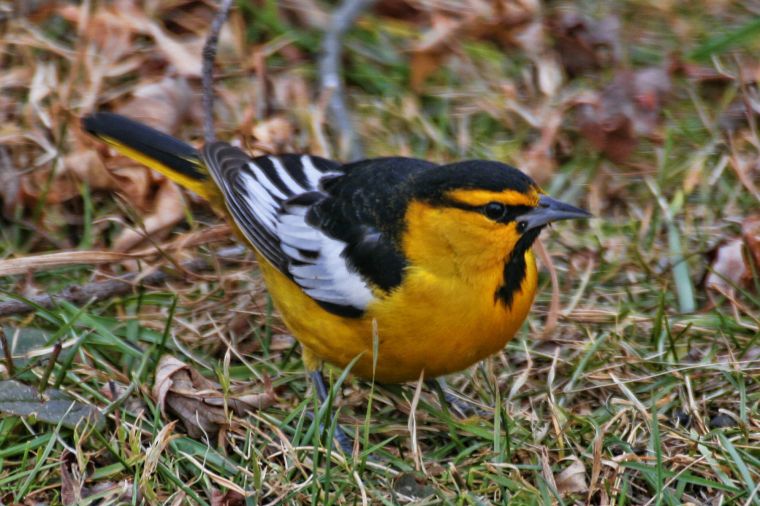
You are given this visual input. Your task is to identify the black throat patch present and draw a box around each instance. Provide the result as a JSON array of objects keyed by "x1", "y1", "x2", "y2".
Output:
[{"x1": 495, "y1": 227, "x2": 542, "y2": 308}]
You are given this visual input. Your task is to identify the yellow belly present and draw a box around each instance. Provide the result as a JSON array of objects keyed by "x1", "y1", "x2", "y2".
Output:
[{"x1": 257, "y1": 252, "x2": 538, "y2": 383}]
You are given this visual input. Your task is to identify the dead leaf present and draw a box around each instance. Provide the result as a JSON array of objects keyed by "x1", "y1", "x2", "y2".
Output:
[
  {"x1": 742, "y1": 214, "x2": 760, "y2": 272},
  {"x1": 117, "y1": 1, "x2": 203, "y2": 77},
  {"x1": 706, "y1": 239, "x2": 742, "y2": 292},
  {"x1": 61, "y1": 452, "x2": 136, "y2": 506},
  {"x1": 211, "y1": 489, "x2": 247, "y2": 506},
  {"x1": 705, "y1": 216, "x2": 760, "y2": 295},
  {"x1": 409, "y1": 1, "x2": 537, "y2": 91},
  {"x1": 19, "y1": 148, "x2": 155, "y2": 214},
  {"x1": 252, "y1": 115, "x2": 296, "y2": 153},
  {"x1": 576, "y1": 67, "x2": 671, "y2": 162},
  {"x1": 113, "y1": 179, "x2": 185, "y2": 252},
  {"x1": 116, "y1": 76, "x2": 194, "y2": 135},
  {"x1": 555, "y1": 457, "x2": 588, "y2": 496},
  {"x1": 141, "y1": 421, "x2": 177, "y2": 490},
  {"x1": 153, "y1": 355, "x2": 275, "y2": 439},
  {"x1": 550, "y1": 12, "x2": 621, "y2": 77},
  {"x1": 409, "y1": 13, "x2": 461, "y2": 91}
]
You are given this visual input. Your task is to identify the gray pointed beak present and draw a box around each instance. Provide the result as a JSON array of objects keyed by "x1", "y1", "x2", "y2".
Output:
[{"x1": 519, "y1": 195, "x2": 592, "y2": 231}]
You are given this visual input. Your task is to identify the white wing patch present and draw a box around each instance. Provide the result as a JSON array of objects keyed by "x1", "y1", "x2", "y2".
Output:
[
  {"x1": 301, "y1": 155, "x2": 325, "y2": 187},
  {"x1": 277, "y1": 201, "x2": 374, "y2": 309},
  {"x1": 237, "y1": 170, "x2": 279, "y2": 229},
  {"x1": 227, "y1": 154, "x2": 374, "y2": 311}
]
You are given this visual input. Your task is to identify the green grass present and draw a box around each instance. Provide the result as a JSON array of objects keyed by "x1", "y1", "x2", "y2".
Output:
[{"x1": 0, "y1": 0, "x2": 758, "y2": 504}]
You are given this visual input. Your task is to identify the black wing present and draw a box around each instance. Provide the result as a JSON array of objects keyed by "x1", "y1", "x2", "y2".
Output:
[{"x1": 203, "y1": 144, "x2": 385, "y2": 315}]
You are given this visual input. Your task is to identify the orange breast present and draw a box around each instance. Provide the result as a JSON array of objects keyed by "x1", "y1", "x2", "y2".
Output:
[{"x1": 256, "y1": 251, "x2": 538, "y2": 383}]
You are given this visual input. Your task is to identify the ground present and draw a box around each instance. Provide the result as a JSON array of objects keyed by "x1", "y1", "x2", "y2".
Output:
[{"x1": 0, "y1": 1, "x2": 758, "y2": 505}]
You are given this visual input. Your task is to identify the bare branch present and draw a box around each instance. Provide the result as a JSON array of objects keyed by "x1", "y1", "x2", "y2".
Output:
[
  {"x1": 202, "y1": 0, "x2": 235, "y2": 143},
  {"x1": 319, "y1": 0, "x2": 376, "y2": 161}
]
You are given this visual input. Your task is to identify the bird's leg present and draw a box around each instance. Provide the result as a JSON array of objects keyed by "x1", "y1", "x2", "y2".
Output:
[
  {"x1": 310, "y1": 371, "x2": 354, "y2": 454},
  {"x1": 427, "y1": 377, "x2": 487, "y2": 418}
]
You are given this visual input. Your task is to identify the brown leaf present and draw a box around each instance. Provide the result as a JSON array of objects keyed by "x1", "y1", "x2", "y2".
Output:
[
  {"x1": 705, "y1": 215, "x2": 760, "y2": 296},
  {"x1": 19, "y1": 148, "x2": 154, "y2": 215},
  {"x1": 705, "y1": 239, "x2": 747, "y2": 294},
  {"x1": 141, "y1": 421, "x2": 177, "y2": 489},
  {"x1": 742, "y1": 215, "x2": 760, "y2": 273},
  {"x1": 577, "y1": 102, "x2": 637, "y2": 163},
  {"x1": 60, "y1": 453, "x2": 84, "y2": 506},
  {"x1": 117, "y1": 2, "x2": 203, "y2": 77},
  {"x1": 550, "y1": 12, "x2": 621, "y2": 77},
  {"x1": 211, "y1": 489, "x2": 247, "y2": 506},
  {"x1": 113, "y1": 179, "x2": 185, "y2": 252},
  {"x1": 153, "y1": 355, "x2": 276, "y2": 440},
  {"x1": 576, "y1": 67, "x2": 671, "y2": 162},
  {"x1": 116, "y1": 76, "x2": 194, "y2": 135},
  {"x1": 555, "y1": 457, "x2": 588, "y2": 497},
  {"x1": 409, "y1": 13, "x2": 460, "y2": 91},
  {"x1": 409, "y1": 1, "x2": 537, "y2": 91},
  {"x1": 252, "y1": 116, "x2": 296, "y2": 153},
  {"x1": 61, "y1": 452, "x2": 135, "y2": 506}
]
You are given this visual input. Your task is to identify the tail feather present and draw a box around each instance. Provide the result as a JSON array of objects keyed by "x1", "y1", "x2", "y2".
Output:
[{"x1": 81, "y1": 112, "x2": 219, "y2": 203}]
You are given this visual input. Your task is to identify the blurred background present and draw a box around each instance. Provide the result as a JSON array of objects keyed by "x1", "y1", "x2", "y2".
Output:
[{"x1": 0, "y1": 1, "x2": 758, "y2": 504}]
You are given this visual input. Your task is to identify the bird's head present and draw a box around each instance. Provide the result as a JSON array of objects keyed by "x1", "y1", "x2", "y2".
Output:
[{"x1": 402, "y1": 161, "x2": 590, "y2": 280}]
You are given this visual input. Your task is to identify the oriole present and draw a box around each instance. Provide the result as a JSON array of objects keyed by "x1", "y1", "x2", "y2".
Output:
[{"x1": 82, "y1": 112, "x2": 590, "y2": 385}]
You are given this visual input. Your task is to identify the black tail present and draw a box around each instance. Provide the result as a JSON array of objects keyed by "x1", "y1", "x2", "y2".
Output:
[{"x1": 82, "y1": 112, "x2": 216, "y2": 199}]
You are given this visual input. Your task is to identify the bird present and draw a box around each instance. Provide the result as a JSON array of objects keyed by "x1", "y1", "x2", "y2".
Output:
[{"x1": 82, "y1": 112, "x2": 590, "y2": 425}]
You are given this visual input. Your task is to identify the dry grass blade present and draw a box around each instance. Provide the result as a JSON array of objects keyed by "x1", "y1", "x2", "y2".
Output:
[
  {"x1": 1, "y1": 0, "x2": 758, "y2": 503},
  {"x1": 535, "y1": 237, "x2": 560, "y2": 339}
]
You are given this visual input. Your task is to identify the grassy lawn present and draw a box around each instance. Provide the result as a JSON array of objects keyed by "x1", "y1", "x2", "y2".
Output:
[{"x1": 0, "y1": 1, "x2": 758, "y2": 504}]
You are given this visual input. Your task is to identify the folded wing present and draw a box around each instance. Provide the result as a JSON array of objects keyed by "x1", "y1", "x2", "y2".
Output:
[{"x1": 202, "y1": 143, "x2": 375, "y2": 316}]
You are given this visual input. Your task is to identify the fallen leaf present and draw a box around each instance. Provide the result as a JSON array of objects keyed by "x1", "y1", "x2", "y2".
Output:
[
  {"x1": 0, "y1": 380, "x2": 104, "y2": 430},
  {"x1": 409, "y1": 13, "x2": 461, "y2": 91},
  {"x1": 555, "y1": 457, "x2": 588, "y2": 496},
  {"x1": 140, "y1": 421, "x2": 177, "y2": 492},
  {"x1": 153, "y1": 355, "x2": 276, "y2": 439},
  {"x1": 113, "y1": 179, "x2": 186, "y2": 252},
  {"x1": 61, "y1": 452, "x2": 135, "y2": 506},
  {"x1": 705, "y1": 216, "x2": 760, "y2": 295},
  {"x1": 742, "y1": 214, "x2": 760, "y2": 272},
  {"x1": 550, "y1": 12, "x2": 621, "y2": 77},
  {"x1": 576, "y1": 67, "x2": 671, "y2": 162},
  {"x1": 252, "y1": 115, "x2": 296, "y2": 153},
  {"x1": 117, "y1": 2, "x2": 203, "y2": 77},
  {"x1": 60, "y1": 452, "x2": 85, "y2": 506},
  {"x1": 707, "y1": 239, "x2": 742, "y2": 292},
  {"x1": 211, "y1": 489, "x2": 247, "y2": 506},
  {"x1": 116, "y1": 76, "x2": 194, "y2": 136},
  {"x1": 19, "y1": 148, "x2": 155, "y2": 214},
  {"x1": 409, "y1": 1, "x2": 536, "y2": 91}
]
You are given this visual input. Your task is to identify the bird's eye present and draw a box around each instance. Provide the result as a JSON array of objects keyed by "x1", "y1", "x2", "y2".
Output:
[{"x1": 484, "y1": 202, "x2": 507, "y2": 221}]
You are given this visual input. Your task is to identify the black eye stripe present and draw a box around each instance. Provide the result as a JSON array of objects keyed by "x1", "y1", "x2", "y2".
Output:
[{"x1": 439, "y1": 198, "x2": 533, "y2": 223}]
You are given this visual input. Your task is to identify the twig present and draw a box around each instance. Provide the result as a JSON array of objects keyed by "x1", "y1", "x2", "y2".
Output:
[
  {"x1": 202, "y1": 0, "x2": 235, "y2": 144},
  {"x1": 38, "y1": 341, "x2": 61, "y2": 393},
  {"x1": 0, "y1": 247, "x2": 246, "y2": 318},
  {"x1": 0, "y1": 328, "x2": 14, "y2": 377},
  {"x1": 319, "y1": 0, "x2": 376, "y2": 161}
]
